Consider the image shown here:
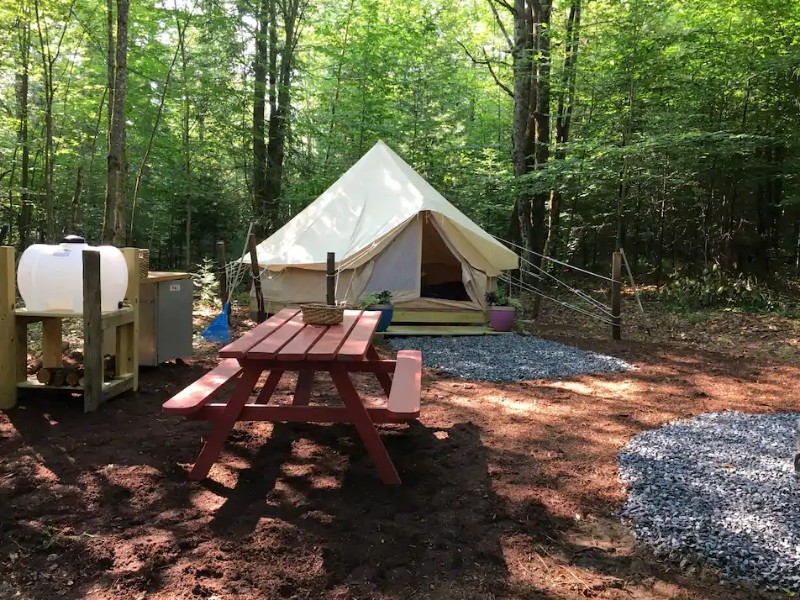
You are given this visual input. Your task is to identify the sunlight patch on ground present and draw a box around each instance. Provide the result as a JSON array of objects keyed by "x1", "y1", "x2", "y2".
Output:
[
  {"x1": 442, "y1": 393, "x2": 543, "y2": 416},
  {"x1": 545, "y1": 378, "x2": 641, "y2": 399},
  {"x1": 190, "y1": 488, "x2": 228, "y2": 511}
]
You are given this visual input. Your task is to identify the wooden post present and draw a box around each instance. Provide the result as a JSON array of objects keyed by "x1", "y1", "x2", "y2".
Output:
[
  {"x1": 216, "y1": 240, "x2": 229, "y2": 322},
  {"x1": 247, "y1": 233, "x2": 265, "y2": 322},
  {"x1": 120, "y1": 248, "x2": 140, "y2": 391},
  {"x1": 611, "y1": 251, "x2": 622, "y2": 341},
  {"x1": 0, "y1": 247, "x2": 17, "y2": 409},
  {"x1": 327, "y1": 252, "x2": 335, "y2": 306},
  {"x1": 41, "y1": 318, "x2": 62, "y2": 368},
  {"x1": 82, "y1": 250, "x2": 103, "y2": 412}
]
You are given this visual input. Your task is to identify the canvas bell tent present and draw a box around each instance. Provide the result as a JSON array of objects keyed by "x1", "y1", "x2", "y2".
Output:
[{"x1": 244, "y1": 141, "x2": 518, "y2": 316}]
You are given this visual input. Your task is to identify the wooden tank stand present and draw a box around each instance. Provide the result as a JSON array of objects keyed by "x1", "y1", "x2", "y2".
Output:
[{"x1": 0, "y1": 246, "x2": 140, "y2": 413}]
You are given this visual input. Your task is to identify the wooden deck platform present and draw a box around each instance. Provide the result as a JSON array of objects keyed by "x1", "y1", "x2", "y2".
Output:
[
  {"x1": 376, "y1": 325, "x2": 509, "y2": 337},
  {"x1": 256, "y1": 304, "x2": 505, "y2": 336}
]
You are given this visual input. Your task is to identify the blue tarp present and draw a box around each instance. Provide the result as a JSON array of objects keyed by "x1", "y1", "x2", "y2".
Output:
[{"x1": 199, "y1": 303, "x2": 231, "y2": 344}]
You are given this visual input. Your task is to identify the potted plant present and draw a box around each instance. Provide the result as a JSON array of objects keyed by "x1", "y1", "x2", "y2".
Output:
[
  {"x1": 357, "y1": 290, "x2": 394, "y2": 332},
  {"x1": 486, "y1": 290, "x2": 520, "y2": 332}
]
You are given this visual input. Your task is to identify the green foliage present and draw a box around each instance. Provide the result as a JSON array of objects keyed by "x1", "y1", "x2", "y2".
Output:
[
  {"x1": 192, "y1": 258, "x2": 220, "y2": 307},
  {"x1": 0, "y1": 0, "x2": 798, "y2": 287},
  {"x1": 486, "y1": 290, "x2": 520, "y2": 308},
  {"x1": 357, "y1": 290, "x2": 393, "y2": 308},
  {"x1": 660, "y1": 266, "x2": 788, "y2": 313}
]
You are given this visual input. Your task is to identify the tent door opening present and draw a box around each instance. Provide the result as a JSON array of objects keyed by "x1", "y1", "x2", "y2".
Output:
[{"x1": 420, "y1": 217, "x2": 469, "y2": 301}]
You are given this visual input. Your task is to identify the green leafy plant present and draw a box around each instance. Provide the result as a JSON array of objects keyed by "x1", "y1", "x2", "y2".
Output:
[
  {"x1": 356, "y1": 294, "x2": 379, "y2": 309},
  {"x1": 375, "y1": 290, "x2": 393, "y2": 305},
  {"x1": 356, "y1": 290, "x2": 393, "y2": 309},
  {"x1": 192, "y1": 258, "x2": 220, "y2": 307},
  {"x1": 486, "y1": 290, "x2": 520, "y2": 308}
]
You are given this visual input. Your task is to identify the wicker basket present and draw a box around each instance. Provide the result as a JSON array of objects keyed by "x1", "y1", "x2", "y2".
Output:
[
  {"x1": 301, "y1": 303, "x2": 344, "y2": 325},
  {"x1": 138, "y1": 249, "x2": 150, "y2": 279}
]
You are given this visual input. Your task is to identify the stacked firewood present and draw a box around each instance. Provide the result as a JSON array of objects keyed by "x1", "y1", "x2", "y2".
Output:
[{"x1": 27, "y1": 342, "x2": 116, "y2": 387}]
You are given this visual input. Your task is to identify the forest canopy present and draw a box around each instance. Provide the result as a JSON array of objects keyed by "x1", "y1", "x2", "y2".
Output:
[{"x1": 0, "y1": 0, "x2": 798, "y2": 280}]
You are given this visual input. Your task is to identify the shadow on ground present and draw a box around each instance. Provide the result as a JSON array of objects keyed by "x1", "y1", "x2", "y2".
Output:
[{"x1": 1, "y1": 345, "x2": 795, "y2": 599}]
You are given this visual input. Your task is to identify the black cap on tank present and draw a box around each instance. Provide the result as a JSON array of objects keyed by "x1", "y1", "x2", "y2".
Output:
[{"x1": 61, "y1": 235, "x2": 86, "y2": 244}]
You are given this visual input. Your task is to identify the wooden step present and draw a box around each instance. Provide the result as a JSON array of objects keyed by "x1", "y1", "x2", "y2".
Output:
[{"x1": 391, "y1": 309, "x2": 486, "y2": 325}]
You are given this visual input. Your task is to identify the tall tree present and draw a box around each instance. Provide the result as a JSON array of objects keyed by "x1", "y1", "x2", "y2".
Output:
[
  {"x1": 103, "y1": 0, "x2": 129, "y2": 245},
  {"x1": 252, "y1": 0, "x2": 305, "y2": 238},
  {"x1": 14, "y1": 2, "x2": 32, "y2": 250},
  {"x1": 252, "y1": 0, "x2": 269, "y2": 238},
  {"x1": 178, "y1": 8, "x2": 191, "y2": 266},
  {"x1": 482, "y1": 0, "x2": 552, "y2": 278},
  {"x1": 33, "y1": 0, "x2": 75, "y2": 241}
]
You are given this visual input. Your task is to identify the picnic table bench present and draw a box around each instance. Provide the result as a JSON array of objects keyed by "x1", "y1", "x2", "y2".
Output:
[{"x1": 163, "y1": 309, "x2": 422, "y2": 484}]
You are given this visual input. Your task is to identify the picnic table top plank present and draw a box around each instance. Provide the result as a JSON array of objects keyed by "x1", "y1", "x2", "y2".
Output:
[
  {"x1": 306, "y1": 310, "x2": 362, "y2": 361},
  {"x1": 248, "y1": 312, "x2": 306, "y2": 359},
  {"x1": 219, "y1": 308, "x2": 299, "y2": 359},
  {"x1": 337, "y1": 310, "x2": 381, "y2": 361},
  {"x1": 277, "y1": 323, "x2": 328, "y2": 360}
]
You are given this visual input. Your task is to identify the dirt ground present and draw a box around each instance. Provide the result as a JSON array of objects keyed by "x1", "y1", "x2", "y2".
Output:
[{"x1": 1, "y1": 308, "x2": 799, "y2": 599}]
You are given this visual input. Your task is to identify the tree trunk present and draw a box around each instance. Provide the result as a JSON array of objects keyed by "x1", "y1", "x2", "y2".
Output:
[
  {"x1": 34, "y1": 0, "x2": 56, "y2": 241},
  {"x1": 264, "y1": 0, "x2": 300, "y2": 236},
  {"x1": 543, "y1": 0, "x2": 579, "y2": 263},
  {"x1": 508, "y1": 0, "x2": 551, "y2": 284},
  {"x1": 252, "y1": 0, "x2": 269, "y2": 239},
  {"x1": 511, "y1": 0, "x2": 535, "y2": 276},
  {"x1": 179, "y1": 17, "x2": 191, "y2": 267},
  {"x1": 16, "y1": 6, "x2": 31, "y2": 251},
  {"x1": 103, "y1": 0, "x2": 129, "y2": 245},
  {"x1": 251, "y1": 0, "x2": 302, "y2": 238},
  {"x1": 106, "y1": 0, "x2": 114, "y2": 137},
  {"x1": 655, "y1": 182, "x2": 667, "y2": 284},
  {"x1": 68, "y1": 166, "x2": 82, "y2": 233},
  {"x1": 85, "y1": 86, "x2": 107, "y2": 233},
  {"x1": 533, "y1": 0, "x2": 580, "y2": 316}
]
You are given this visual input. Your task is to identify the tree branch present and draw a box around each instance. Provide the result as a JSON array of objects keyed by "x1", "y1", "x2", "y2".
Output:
[
  {"x1": 488, "y1": 0, "x2": 513, "y2": 52},
  {"x1": 456, "y1": 40, "x2": 513, "y2": 98},
  {"x1": 491, "y1": 0, "x2": 516, "y2": 15}
]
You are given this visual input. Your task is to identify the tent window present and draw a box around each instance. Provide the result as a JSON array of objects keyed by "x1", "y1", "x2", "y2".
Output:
[{"x1": 420, "y1": 219, "x2": 469, "y2": 301}]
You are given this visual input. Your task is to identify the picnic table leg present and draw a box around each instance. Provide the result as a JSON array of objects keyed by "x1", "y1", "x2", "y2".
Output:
[
  {"x1": 329, "y1": 364, "x2": 401, "y2": 484},
  {"x1": 188, "y1": 366, "x2": 263, "y2": 481},
  {"x1": 366, "y1": 344, "x2": 392, "y2": 397},
  {"x1": 292, "y1": 369, "x2": 315, "y2": 406},
  {"x1": 255, "y1": 369, "x2": 284, "y2": 403}
]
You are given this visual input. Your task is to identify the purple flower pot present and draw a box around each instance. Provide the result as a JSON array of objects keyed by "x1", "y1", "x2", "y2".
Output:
[{"x1": 488, "y1": 306, "x2": 516, "y2": 332}]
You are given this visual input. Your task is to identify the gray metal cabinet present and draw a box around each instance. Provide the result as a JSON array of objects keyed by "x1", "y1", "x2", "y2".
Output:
[{"x1": 139, "y1": 272, "x2": 193, "y2": 366}]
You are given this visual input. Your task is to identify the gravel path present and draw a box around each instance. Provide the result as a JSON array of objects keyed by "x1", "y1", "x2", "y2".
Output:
[
  {"x1": 387, "y1": 334, "x2": 629, "y2": 381},
  {"x1": 619, "y1": 411, "x2": 800, "y2": 592}
]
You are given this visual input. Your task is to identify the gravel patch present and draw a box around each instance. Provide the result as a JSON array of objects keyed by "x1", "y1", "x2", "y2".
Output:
[
  {"x1": 387, "y1": 334, "x2": 629, "y2": 382},
  {"x1": 619, "y1": 411, "x2": 800, "y2": 592}
]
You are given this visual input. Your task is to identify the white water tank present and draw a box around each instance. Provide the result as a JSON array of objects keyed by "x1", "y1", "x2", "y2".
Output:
[{"x1": 17, "y1": 236, "x2": 129, "y2": 313}]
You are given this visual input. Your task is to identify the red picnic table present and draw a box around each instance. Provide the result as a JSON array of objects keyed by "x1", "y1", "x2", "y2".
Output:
[{"x1": 163, "y1": 308, "x2": 422, "y2": 484}]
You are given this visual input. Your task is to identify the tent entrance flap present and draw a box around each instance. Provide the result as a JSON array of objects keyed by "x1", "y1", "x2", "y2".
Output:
[
  {"x1": 362, "y1": 218, "x2": 421, "y2": 296},
  {"x1": 420, "y1": 217, "x2": 470, "y2": 302}
]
